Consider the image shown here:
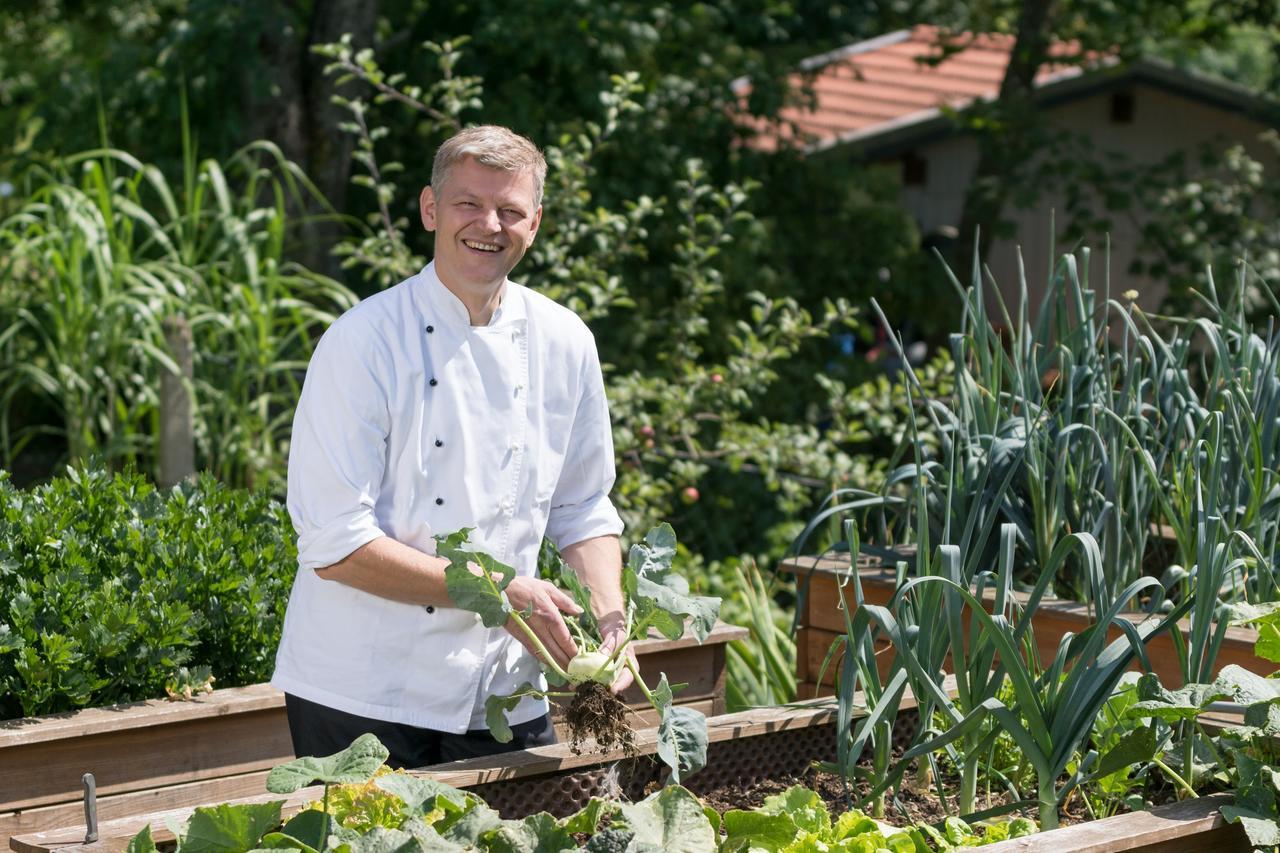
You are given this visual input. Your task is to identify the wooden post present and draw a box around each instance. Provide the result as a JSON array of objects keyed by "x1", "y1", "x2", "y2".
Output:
[{"x1": 159, "y1": 316, "x2": 195, "y2": 488}]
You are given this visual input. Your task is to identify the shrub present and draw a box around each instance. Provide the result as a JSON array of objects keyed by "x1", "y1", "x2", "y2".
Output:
[{"x1": 0, "y1": 464, "x2": 296, "y2": 719}]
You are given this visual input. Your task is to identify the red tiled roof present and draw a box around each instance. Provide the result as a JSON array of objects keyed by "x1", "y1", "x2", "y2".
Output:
[{"x1": 737, "y1": 25, "x2": 1098, "y2": 152}]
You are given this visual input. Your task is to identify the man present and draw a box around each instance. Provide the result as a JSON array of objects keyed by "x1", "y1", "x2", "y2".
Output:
[{"x1": 272, "y1": 125, "x2": 630, "y2": 768}]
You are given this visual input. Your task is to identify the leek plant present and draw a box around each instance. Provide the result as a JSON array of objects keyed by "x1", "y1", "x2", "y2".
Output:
[
  {"x1": 855, "y1": 526, "x2": 1191, "y2": 829},
  {"x1": 722, "y1": 561, "x2": 797, "y2": 710}
]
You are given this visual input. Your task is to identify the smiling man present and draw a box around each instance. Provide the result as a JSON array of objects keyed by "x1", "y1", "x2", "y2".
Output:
[{"x1": 271, "y1": 125, "x2": 630, "y2": 768}]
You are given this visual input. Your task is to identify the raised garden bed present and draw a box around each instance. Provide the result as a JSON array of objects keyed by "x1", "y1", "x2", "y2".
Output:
[
  {"x1": 0, "y1": 623, "x2": 744, "y2": 847},
  {"x1": 780, "y1": 553, "x2": 1268, "y2": 697},
  {"x1": 9, "y1": 677, "x2": 1250, "y2": 853}
]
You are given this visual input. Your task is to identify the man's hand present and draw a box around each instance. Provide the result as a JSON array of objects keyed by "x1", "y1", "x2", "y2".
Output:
[
  {"x1": 503, "y1": 576, "x2": 583, "y2": 671},
  {"x1": 598, "y1": 610, "x2": 637, "y2": 695}
]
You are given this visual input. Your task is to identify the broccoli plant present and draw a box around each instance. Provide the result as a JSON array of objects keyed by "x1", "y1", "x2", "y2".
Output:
[{"x1": 435, "y1": 523, "x2": 719, "y2": 784}]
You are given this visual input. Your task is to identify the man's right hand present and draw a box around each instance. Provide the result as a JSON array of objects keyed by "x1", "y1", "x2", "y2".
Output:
[{"x1": 503, "y1": 576, "x2": 582, "y2": 670}]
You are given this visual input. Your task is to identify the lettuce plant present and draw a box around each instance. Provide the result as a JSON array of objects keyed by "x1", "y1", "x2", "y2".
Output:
[{"x1": 436, "y1": 523, "x2": 720, "y2": 784}]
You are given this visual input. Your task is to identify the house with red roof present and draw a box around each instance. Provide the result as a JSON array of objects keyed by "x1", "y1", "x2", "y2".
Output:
[{"x1": 736, "y1": 25, "x2": 1280, "y2": 315}]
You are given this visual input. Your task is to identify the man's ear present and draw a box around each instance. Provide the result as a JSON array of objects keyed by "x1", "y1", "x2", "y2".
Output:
[
  {"x1": 528, "y1": 205, "x2": 543, "y2": 242},
  {"x1": 419, "y1": 185, "x2": 437, "y2": 232}
]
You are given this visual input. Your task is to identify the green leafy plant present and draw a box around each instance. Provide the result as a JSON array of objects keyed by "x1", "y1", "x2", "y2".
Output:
[
  {"x1": 125, "y1": 733, "x2": 1039, "y2": 853},
  {"x1": 0, "y1": 464, "x2": 297, "y2": 719},
  {"x1": 436, "y1": 523, "x2": 719, "y2": 784}
]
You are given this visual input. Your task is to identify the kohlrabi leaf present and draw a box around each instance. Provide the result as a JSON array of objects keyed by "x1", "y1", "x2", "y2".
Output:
[
  {"x1": 614, "y1": 785, "x2": 716, "y2": 852},
  {"x1": 548, "y1": 544, "x2": 593, "y2": 612},
  {"x1": 266, "y1": 733, "x2": 389, "y2": 793},
  {"x1": 627, "y1": 524, "x2": 677, "y2": 575},
  {"x1": 1214, "y1": 664, "x2": 1280, "y2": 706},
  {"x1": 1094, "y1": 726, "x2": 1159, "y2": 779},
  {"x1": 630, "y1": 571, "x2": 720, "y2": 642},
  {"x1": 485, "y1": 695, "x2": 521, "y2": 744},
  {"x1": 340, "y1": 827, "x2": 429, "y2": 853},
  {"x1": 437, "y1": 533, "x2": 516, "y2": 629},
  {"x1": 480, "y1": 812, "x2": 577, "y2": 853},
  {"x1": 374, "y1": 774, "x2": 472, "y2": 813},
  {"x1": 652, "y1": 674, "x2": 708, "y2": 784},
  {"x1": 484, "y1": 684, "x2": 546, "y2": 744},
  {"x1": 398, "y1": 817, "x2": 468, "y2": 852},
  {"x1": 1221, "y1": 806, "x2": 1280, "y2": 847},
  {"x1": 440, "y1": 802, "x2": 505, "y2": 846},
  {"x1": 181, "y1": 802, "x2": 284, "y2": 853}
]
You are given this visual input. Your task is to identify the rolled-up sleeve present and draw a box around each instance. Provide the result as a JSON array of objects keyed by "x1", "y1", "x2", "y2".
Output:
[
  {"x1": 287, "y1": 320, "x2": 391, "y2": 570},
  {"x1": 545, "y1": 339, "x2": 624, "y2": 549}
]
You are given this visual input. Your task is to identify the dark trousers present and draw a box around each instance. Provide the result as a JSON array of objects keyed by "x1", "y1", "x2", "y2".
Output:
[{"x1": 284, "y1": 693, "x2": 556, "y2": 769}]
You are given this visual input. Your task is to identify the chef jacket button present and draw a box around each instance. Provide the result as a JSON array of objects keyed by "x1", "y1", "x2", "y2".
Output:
[
  {"x1": 426, "y1": 325, "x2": 434, "y2": 333},
  {"x1": 436, "y1": 497, "x2": 444, "y2": 505},
  {"x1": 429, "y1": 378, "x2": 438, "y2": 387},
  {"x1": 425, "y1": 605, "x2": 435, "y2": 614},
  {"x1": 435, "y1": 439, "x2": 444, "y2": 447}
]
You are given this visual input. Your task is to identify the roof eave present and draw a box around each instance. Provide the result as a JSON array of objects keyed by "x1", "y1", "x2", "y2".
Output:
[{"x1": 804, "y1": 56, "x2": 1280, "y2": 161}]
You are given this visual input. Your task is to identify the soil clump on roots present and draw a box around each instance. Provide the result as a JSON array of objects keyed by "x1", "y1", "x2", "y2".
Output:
[{"x1": 564, "y1": 681, "x2": 636, "y2": 756}]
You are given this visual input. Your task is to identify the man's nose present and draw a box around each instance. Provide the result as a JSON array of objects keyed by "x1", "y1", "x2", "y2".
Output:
[{"x1": 478, "y1": 207, "x2": 501, "y2": 232}]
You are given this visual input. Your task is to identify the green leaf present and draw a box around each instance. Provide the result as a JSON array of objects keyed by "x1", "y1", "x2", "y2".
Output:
[
  {"x1": 340, "y1": 827, "x2": 423, "y2": 853},
  {"x1": 627, "y1": 524, "x2": 677, "y2": 575},
  {"x1": 1221, "y1": 805, "x2": 1280, "y2": 847},
  {"x1": 758, "y1": 786, "x2": 830, "y2": 837},
  {"x1": 438, "y1": 533, "x2": 515, "y2": 628},
  {"x1": 558, "y1": 798, "x2": 611, "y2": 835},
  {"x1": 720, "y1": 810, "x2": 797, "y2": 852},
  {"x1": 374, "y1": 774, "x2": 471, "y2": 813},
  {"x1": 182, "y1": 802, "x2": 284, "y2": 853},
  {"x1": 1094, "y1": 726, "x2": 1158, "y2": 779},
  {"x1": 266, "y1": 734, "x2": 389, "y2": 793},
  {"x1": 398, "y1": 816, "x2": 468, "y2": 851},
  {"x1": 1214, "y1": 664, "x2": 1280, "y2": 706},
  {"x1": 273, "y1": 810, "x2": 330, "y2": 851},
  {"x1": 481, "y1": 812, "x2": 577, "y2": 853},
  {"x1": 440, "y1": 801, "x2": 504, "y2": 845},
  {"x1": 652, "y1": 675, "x2": 708, "y2": 784},
  {"x1": 623, "y1": 524, "x2": 719, "y2": 642},
  {"x1": 583, "y1": 828, "x2": 634, "y2": 853},
  {"x1": 125, "y1": 825, "x2": 158, "y2": 853},
  {"x1": 615, "y1": 785, "x2": 716, "y2": 852},
  {"x1": 485, "y1": 692, "x2": 525, "y2": 743}
]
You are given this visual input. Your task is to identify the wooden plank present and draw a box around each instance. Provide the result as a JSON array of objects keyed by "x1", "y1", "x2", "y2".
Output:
[
  {"x1": 980, "y1": 793, "x2": 1247, "y2": 852},
  {"x1": 0, "y1": 771, "x2": 273, "y2": 846},
  {"x1": 14, "y1": 684, "x2": 957, "y2": 853},
  {"x1": 786, "y1": 561, "x2": 1270, "y2": 687},
  {"x1": 0, "y1": 708, "x2": 293, "y2": 813},
  {"x1": 0, "y1": 684, "x2": 285, "y2": 749}
]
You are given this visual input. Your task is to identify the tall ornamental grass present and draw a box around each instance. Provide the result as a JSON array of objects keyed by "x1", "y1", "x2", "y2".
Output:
[{"x1": 0, "y1": 123, "x2": 355, "y2": 491}]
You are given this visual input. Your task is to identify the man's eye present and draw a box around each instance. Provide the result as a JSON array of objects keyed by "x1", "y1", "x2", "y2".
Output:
[
  {"x1": 503, "y1": 208, "x2": 521, "y2": 217},
  {"x1": 458, "y1": 201, "x2": 477, "y2": 207}
]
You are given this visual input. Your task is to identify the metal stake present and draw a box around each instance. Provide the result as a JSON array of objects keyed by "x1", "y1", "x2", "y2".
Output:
[{"x1": 82, "y1": 773, "x2": 98, "y2": 844}]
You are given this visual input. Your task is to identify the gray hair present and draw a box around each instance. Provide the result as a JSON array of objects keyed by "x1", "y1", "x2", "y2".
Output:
[{"x1": 430, "y1": 125, "x2": 547, "y2": 208}]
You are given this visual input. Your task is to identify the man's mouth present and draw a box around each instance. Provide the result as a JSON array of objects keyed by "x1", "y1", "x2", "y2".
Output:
[{"x1": 463, "y1": 239, "x2": 502, "y2": 253}]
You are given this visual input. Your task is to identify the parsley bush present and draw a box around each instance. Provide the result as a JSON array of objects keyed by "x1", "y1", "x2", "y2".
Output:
[{"x1": 0, "y1": 465, "x2": 296, "y2": 719}]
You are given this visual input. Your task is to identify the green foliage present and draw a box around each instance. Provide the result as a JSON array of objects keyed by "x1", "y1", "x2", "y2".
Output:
[
  {"x1": 438, "y1": 523, "x2": 719, "y2": 784},
  {"x1": 0, "y1": 464, "x2": 297, "y2": 719},
  {"x1": 128, "y1": 736, "x2": 1039, "y2": 852},
  {"x1": 0, "y1": 137, "x2": 356, "y2": 489}
]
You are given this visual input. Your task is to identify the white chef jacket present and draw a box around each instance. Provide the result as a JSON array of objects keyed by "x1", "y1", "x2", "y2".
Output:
[{"x1": 271, "y1": 261, "x2": 624, "y2": 733}]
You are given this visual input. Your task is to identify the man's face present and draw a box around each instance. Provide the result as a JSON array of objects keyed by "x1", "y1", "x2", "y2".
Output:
[{"x1": 419, "y1": 157, "x2": 542, "y2": 293}]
